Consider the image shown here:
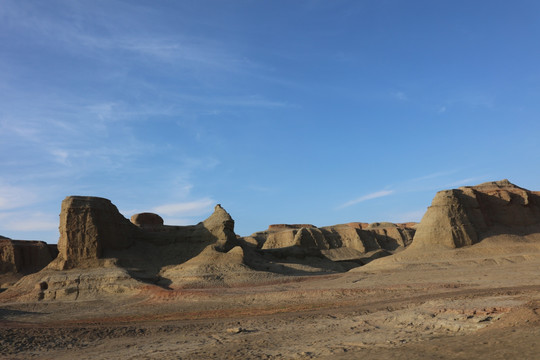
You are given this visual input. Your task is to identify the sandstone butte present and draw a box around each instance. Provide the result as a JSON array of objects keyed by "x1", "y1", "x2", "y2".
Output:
[
  {"x1": 1, "y1": 179, "x2": 540, "y2": 301},
  {"x1": 411, "y1": 179, "x2": 540, "y2": 249}
]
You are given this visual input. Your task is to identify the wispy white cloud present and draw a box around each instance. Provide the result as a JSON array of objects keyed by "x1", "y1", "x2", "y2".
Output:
[
  {"x1": 392, "y1": 91, "x2": 408, "y2": 101},
  {"x1": 50, "y1": 148, "x2": 70, "y2": 165},
  {"x1": 152, "y1": 198, "x2": 215, "y2": 217},
  {"x1": 1, "y1": 2, "x2": 253, "y2": 73},
  {"x1": 0, "y1": 212, "x2": 58, "y2": 232},
  {"x1": 0, "y1": 183, "x2": 37, "y2": 210},
  {"x1": 411, "y1": 170, "x2": 459, "y2": 182},
  {"x1": 176, "y1": 94, "x2": 289, "y2": 108},
  {"x1": 337, "y1": 190, "x2": 394, "y2": 209},
  {"x1": 443, "y1": 177, "x2": 486, "y2": 188}
]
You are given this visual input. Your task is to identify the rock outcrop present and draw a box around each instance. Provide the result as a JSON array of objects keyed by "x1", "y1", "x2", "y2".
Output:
[
  {"x1": 0, "y1": 239, "x2": 57, "y2": 274},
  {"x1": 48, "y1": 198, "x2": 239, "y2": 270},
  {"x1": 200, "y1": 204, "x2": 238, "y2": 251},
  {"x1": 2, "y1": 197, "x2": 246, "y2": 299},
  {"x1": 130, "y1": 212, "x2": 164, "y2": 229},
  {"x1": 411, "y1": 180, "x2": 540, "y2": 249},
  {"x1": 49, "y1": 196, "x2": 141, "y2": 270},
  {"x1": 247, "y1": 222, "x2": 415, "y2": 264}
]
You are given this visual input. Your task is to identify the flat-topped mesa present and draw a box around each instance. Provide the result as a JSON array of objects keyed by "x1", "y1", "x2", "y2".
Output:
[
  {"x1": 411, "y1": 179, "x2": 540, "y2": 249},
  {"x1": 50, "y1": 196, "x2": 141, "y2": 270}
]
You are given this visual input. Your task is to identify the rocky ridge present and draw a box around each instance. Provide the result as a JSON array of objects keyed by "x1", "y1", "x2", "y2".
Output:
[
  {"x1": 3, "y1": 179, "x2": 540, "y2": 301},
  {"x1": 242, "y1": 222, "x2": 415, "y2": 263}
]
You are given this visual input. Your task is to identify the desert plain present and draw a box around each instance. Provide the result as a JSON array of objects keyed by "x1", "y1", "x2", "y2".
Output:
[{"x1": 2, "y1": 179, "x2": 540, "y2": 359}]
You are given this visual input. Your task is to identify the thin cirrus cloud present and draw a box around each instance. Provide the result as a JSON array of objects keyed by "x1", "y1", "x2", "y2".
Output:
[
  {"x1": 1, "y1": 212, "x2": 58, "y2": 232},
  {"x1": 337, "y1": 190, "x2": 394, "y2": 210},
  {"x1": 175, "y1": 94, "x2": 289, "y2": 109},
  {"x1": 152, "y1": 198, "x2": 216, "y2": 217},
  {"x1": 0, "y1": 183, "x2": 37, "y2": 211},
  {"x1": 2, "y1": 1, "x2": 254, "y2": 73},
  {"x1": 410, "y1": 170, "x2": 459, "y2": 183},
  {"x1": 443, "y1": 177, "x2": 487, "y2": 188}
]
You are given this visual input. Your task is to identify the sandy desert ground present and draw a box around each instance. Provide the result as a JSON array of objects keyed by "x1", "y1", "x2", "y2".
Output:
[{"x1": 3, "y1": 243, "x2": 540, "y2": 360}]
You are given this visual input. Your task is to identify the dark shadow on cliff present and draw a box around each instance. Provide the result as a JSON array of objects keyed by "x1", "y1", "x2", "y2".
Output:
[{"x1": 107, "y1": 223, "x2": 232, "y2": 289}]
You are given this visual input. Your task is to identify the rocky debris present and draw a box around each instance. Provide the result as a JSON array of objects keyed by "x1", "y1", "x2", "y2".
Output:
[
  {"x1": 411, "y1": 179, "x2": 540, "y2": 249},
  {"x1": 130, "y1": 213, "x2": 164, "y2": 229},
  {"x1": 226, "y1": 327, "x2": 244, "y2": 334},
  {"x1": 0, "y1": 239, "x2": 57, "y2": 274},
  {"x1": 49, "y1": 196, "x2": 141, "y2": 270}
]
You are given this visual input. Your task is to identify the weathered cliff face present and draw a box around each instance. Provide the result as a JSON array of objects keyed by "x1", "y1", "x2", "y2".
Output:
[
  {"x1": 50, "y1": 196, "x2": 140, "y2": 270},
  {"x1": 411, "y1": 180, "x2": 540, "y2": 249},
  {"x1": 0, "y1": 239, "x2": 57, "y2": 274}
]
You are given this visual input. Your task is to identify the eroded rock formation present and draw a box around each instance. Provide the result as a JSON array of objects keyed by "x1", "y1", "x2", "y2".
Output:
[
  {"x1": 10, "y1": 179, "x2": 538, "y2": 300},
  {"x1": 411, "y1": 180, "x2": 540, "y2": 249},
  {"x1": 130, "y1": 212, "x2": 164, "y2": 229},
  {"x1": 0, "y1": 239, "x2": 57, "y2": 274},
  {"x1": 257, "y1": 222, "x2": 414, "y2": 252},
  {"x1": 4, "y1": 198, "x2": 245, "y2": 299},
  {"x1": 49, "y1": 196, "x2": 141, "y2": 270}
]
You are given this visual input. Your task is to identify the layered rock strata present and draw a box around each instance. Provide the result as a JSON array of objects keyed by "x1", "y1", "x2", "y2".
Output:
[
  {"x1": 257, "y1": 222, "x2": 414, "y2": 252},
  {"x1": 411, "y1": 180, "x2": 540, "y2": 249}
]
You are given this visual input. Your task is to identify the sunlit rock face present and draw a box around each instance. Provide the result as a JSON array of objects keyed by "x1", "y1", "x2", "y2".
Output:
[
  {"x1": 411, "y1": 180, "x2": 540, "y2": 249},
  {"x1": 257, "y1": 222, "x2": 415, "y2": 254},
  {"x1": 50, "y1": 196, "x2": 139, "y2": 270}
]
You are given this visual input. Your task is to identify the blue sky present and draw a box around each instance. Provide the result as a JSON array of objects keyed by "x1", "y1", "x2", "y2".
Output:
[{"x1": 1, "y1": 0, "x2": 540, "y2": 243}]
